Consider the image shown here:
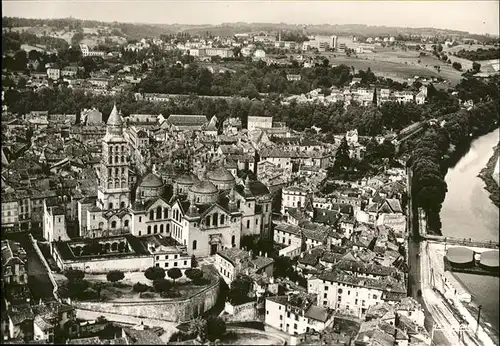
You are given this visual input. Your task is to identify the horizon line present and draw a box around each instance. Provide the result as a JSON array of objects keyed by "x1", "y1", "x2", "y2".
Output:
[{"x1": 5, "y1": 15, "x2": 500, "y2": 37}]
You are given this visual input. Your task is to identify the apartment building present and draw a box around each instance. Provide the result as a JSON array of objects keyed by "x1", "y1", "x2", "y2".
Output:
[
  {"x1": 265, "y1": 293, "x2": 334, "y2": 337},
  {"x1": 308, "y1": 270, "x2": 406, "y2": 319}
]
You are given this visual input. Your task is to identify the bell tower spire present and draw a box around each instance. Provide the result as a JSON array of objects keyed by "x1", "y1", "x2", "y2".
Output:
[{"x1": 97, "y1": 104, "x2": 130, "y2": 211}]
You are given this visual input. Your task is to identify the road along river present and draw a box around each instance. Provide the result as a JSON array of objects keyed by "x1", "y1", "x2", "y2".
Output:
[{"x1": 440, "y1": 128, "x2": 499, "y2": 340}]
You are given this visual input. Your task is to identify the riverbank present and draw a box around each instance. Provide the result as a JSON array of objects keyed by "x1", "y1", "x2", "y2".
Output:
[
  {"x1": 462, "y1": 300, "x2": 500, "y2": 346},
  {"x1": 478, "y1": 144, "x2": 500, "y2": 208}
]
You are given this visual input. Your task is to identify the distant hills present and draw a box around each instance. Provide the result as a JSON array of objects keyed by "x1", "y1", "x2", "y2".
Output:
[{"x1": 2, "y1": 16, "x2": 495, "y2": 42}]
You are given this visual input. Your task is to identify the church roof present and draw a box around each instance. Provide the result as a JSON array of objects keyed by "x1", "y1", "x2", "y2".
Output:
[
  {"x1": 207, "y1": 167, "x2": 235, "y2": 182},
  {"x1": 107, "y1": 104, "x2": 122, "y2": 126},
  {"x1": 190, "y1": 181, "x2": 218, "y2": 195},
  {"x1": 175, "y1": 173, "x2": 200, "y2": 185},
  {"x1": 139, "y1": 172, "x2": 164, "y2": 188}
]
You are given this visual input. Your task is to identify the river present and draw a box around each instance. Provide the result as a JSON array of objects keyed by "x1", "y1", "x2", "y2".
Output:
[{"x1": 440, "y1": 128, "x2": 499, "y2": 337}]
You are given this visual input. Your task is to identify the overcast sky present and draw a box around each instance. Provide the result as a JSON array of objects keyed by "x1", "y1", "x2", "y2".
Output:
[{"x1": 2, "y1": 0, "x2": 499, "y2": 36}]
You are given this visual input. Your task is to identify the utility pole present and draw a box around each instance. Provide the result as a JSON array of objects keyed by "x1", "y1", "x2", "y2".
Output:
[{"x1": 476, "y1": 305, "x2": 482, "y2": 334}]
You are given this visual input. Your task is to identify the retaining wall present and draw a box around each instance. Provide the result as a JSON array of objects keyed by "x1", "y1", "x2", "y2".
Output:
[{"x1": 74, "y1": 275, "x2": 220, "y2": 322}]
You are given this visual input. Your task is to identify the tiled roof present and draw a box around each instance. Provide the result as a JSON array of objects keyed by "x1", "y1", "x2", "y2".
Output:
[{"x1": 305, "y1": 305, "x2": 331, "y2": 322}]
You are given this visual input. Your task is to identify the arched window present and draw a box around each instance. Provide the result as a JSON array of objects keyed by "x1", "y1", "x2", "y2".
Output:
[
  {"x1": 193, "y1": 240, "x2": 197, "y2": 250},
  {"x1": 109, "y1": 203, "x2": 113, "y2": 209},
  {"x1": 167, "y1": 224, "x2": 170, "y2": 233},
  {"x1": 156, "y1": 206, "x2": 162, "y2": 220},
  {"x1": 115, "y1": 156, "x2": 119, "y2": 164},
  {"x1": 237, "y1": 200, "x2": 241, "y2": 209},
  {"x1": 149, "y1": 210, "x2": 154, "y2": 220},
  {"x1": 121, "y1": 156, "x2": 124, "y2": 163},
  {"x1": 115, "y1": 168, "x2": 119, "y2": 175},
  {"x1": 213, "y1": 213, "x2": 218, "y2": 227},
  {"x1": 206, "y1": 216, "x2": 211, "y2": 227},
  {"x1": 120, "y1": 201, "x2": 125, "y2": 209},
  {"x1": 220, "y1": 214, "x2": 225, "y2": 225},
  {"x1": 160, "y1": 224, "x2": 164, "y2": 233},
  {"x1": 163, "y1": 208, "x2": 168, "y2": 219},
  {"x1": 154, "y1": 225, "x2": 157, "y2": 234},
  {"x1": 109, "y1": 156, "x2": 113, "y2": 164},
  {"x1": 111, "y1": 221, "x2": 116, "y2": 228},
  {"x1": 231, "y1": 235, "x2": 235, "y2": 246},
  {"x1": 147, "y1": 226, "x2": 151, "y2": 234},
  {"x1": 124, "y1": 220, "x2": 129, "y2": 227}
]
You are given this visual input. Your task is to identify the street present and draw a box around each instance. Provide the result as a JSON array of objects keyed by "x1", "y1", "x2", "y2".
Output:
[
  {"x1": 407, "y1": 167, "x2": 452, "y2": 346},
  {"x1": 5, "y1": 232, "x2": 56, "y2": 302}
]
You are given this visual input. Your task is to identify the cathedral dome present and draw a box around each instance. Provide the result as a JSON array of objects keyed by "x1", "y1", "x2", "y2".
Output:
[
  {"x1": 190, "y1": 181, "x2": 218, "y2": 195},
  {"x1": 207, "y1": 167, "x2": 235, "y2": 182},
  {"x1": 139, "y1": 173, "x2": 164, "y2": 188},
  {"x1": 136, "y1": 173, "x2": 164, "y2": 202},
  {"x1": 175, "y1": 173, "x2": 200, "y2": 185}
]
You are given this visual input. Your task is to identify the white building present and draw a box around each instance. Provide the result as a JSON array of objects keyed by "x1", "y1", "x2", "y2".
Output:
[
  {"x1": 214, "y1": 247, "x2": 274, "y2": 285},
  {"x1": 308, "y1": 270, "x2": 406, "y2": 318},
  {"x1": 281, "y1": 186, "x2": 312, "y2": 214},
  {"x1": 46, "y1": 68, "x2": 60, "y2": 81},
  {"x1": 254, "y1": 49, "x2": 266, "y2": 59},
  {"x1": 265, "y1": 293, "x2": 334, "y2": 339},
  {"x1": 247, "y1": 116, "x2": 273, "y2": 131}
]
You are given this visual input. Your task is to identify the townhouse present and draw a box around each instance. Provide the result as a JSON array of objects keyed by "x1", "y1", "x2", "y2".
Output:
[
  {"x1": 308, "y1": 270, "x2": 406, "y2": 318},
  {"x1": 265, "y1": 292, "x2": 334, "y2": 338}
]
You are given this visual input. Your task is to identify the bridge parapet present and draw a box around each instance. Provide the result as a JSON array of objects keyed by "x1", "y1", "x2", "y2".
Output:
[{"x1": 424, "y1": 234, "x2": 500, "y2": 249}]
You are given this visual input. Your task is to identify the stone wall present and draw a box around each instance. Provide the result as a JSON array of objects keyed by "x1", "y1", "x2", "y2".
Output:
[
  {"x1": 74, "y1": 274, "x2": 220, "y2": 322},
  {"x1": 223, "y1": 301, "x2": 258, "y2": 322}
]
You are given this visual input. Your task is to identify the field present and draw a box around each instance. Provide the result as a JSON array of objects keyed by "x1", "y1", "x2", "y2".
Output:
[{"x1": 302, "y1": 48, "x2": 464, "y2": 87}]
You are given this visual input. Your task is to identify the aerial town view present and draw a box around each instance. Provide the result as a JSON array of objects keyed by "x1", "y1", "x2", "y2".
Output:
[{"x1": 1, "y1": 1, "x2": 499, "y2": 345}]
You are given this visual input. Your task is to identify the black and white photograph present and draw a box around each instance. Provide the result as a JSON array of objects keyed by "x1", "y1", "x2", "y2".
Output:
[{"x1": 1, "y1": 0, "x2": 499, "y2": 344}]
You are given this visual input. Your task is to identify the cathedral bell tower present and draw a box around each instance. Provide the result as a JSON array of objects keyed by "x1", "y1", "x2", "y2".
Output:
[{"x1": 97, "y1": 104, "x2": 130, "y2": 210}]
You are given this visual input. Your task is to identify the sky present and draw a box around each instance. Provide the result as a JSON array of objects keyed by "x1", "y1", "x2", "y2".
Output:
[{"x1": 2, "y1": 0, "x2": 499, "y2": 36}]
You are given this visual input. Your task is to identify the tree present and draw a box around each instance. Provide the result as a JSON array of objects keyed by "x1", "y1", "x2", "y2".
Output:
[
  {"x1": 106, "y1": 270, "x2": 125, "y2": 283},
  {"x1": 17, "y1": 77, "x2": 27, "y2": 89},
  {"x1": 191, "y1": 255, "x2": 198, "y2": 268},
  {"x1": 144, "y1": 266, "x2": 166, "y2": 280},
  {"x1": 188, "y1": 317, "x2": 208, "y2": 342},
  {"x1": 452, "y1": 62, "x2": 462, "y2": 71},
  {"x1": 167, "y1": 267, "x2": 182, "y2": 284},
  {"x1": 227, "y1": 273, "x2": 253, "y2": 305},
  {"x1": 153, "y1": 278, "x2": 173, "y2": 292},
  {"x1": 472, "y1": 61, "x2": 481, "y2": 73},
  {"x1": 185, "y1": 268, "x2": 203, "y2": 283},
  {"x1": 133, "y1": 282, "x2": 149, "y2": 293},
  {"x1": 71, "y1": 32, "x2": 84, "y2": 45},
  {"x1": 64, "y1": 269, "x2": 85, "y2": 282},
  {"x1": 333, "y1": 137, "x2": 351, "y2": 172},
  {"x1": 206, "y1": 316, "x2": 226, "y2": 342}
]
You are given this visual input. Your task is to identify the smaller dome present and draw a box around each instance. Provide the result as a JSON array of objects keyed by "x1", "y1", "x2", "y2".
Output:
[
  {"x1": 176, "y1": 173, "x2": 200, "y2": 185},
  {"x1": 139, "y1": 173, "x2": 164, "y2": 188},
  {"x1": 190, "y1": 181, "x2": 218, "y2": 194},
  {"x1": 207, "y1": 167, "x2": 235, "y2": 182}
]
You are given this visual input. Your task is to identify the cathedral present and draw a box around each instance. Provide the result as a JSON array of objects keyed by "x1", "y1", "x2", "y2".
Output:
[{"x1": 49, "y1": 105, "x2": 274, "y2": 257}]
